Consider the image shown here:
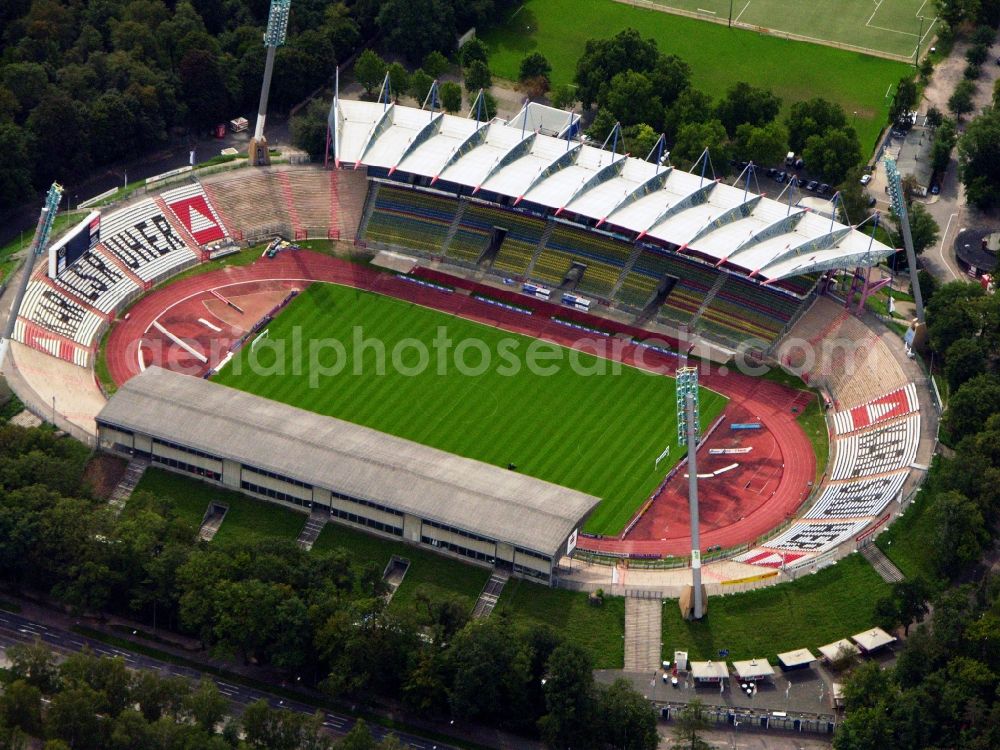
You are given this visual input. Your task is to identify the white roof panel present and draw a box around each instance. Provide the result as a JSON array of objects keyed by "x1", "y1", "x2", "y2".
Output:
[{"x1": 331, "y1": 99, "x2": 895, "y2": 279}]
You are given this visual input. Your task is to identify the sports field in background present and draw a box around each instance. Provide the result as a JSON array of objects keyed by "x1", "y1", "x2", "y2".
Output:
[
  {"x1": 214, "y1": 283, "x2": 728, "y2": 535},
  {"x1": 482, "y1": 0, "x2": 913, "y2": 151},
  {"x1": 642, "y1": 0, "x2": 936, "y2": 59}
]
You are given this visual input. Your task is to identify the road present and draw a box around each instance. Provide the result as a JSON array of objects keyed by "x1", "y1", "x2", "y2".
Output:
[{"x1": 0, "y1": 607, "x2": 459, "y2": 750}]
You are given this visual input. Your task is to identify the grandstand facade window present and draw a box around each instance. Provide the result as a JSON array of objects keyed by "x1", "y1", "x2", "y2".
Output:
[
  {"x1": 514, "y1": 546, "x2": 552, "y2": 564},
  {"x1": 333, "y1": 506, "x2": 402, "y2": 536},
  {"x1": 242, "y1": 464, "x2": 312, "y2": 489},
  {"x1": 151, "y1": 454, "x2": 220, "y2": 481},
  {"x1": 241, "y1": 480, "x2": 310, "y2": 508},
  {"x1": 423, "y1": 519, "x2": 494, "y2": 545},
  {"x1": 421, "y1": 535, "x2": 495, "y2": 564},
  {"x1": 330, "y1": 490, "x2": 403, "y2": 518},
  {"x1": 152, "y1": 437, "x2": 220, "y2": 462},
  {"x1": 513, "y1": 563, "x2": 549, "y2": 582}
]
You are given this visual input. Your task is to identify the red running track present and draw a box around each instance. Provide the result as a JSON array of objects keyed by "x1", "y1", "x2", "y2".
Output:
[{"x1": 105, "y1": 252, "x2": 816, "y2": 557}]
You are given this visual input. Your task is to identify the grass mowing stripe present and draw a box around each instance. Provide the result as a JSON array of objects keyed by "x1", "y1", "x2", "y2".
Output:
[{"x1": 215, "y1": 283, "x2": 728, "y2": 535}]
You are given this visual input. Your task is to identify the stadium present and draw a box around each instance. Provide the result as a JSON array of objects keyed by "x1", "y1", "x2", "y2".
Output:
[{"x1": 3, "y1": 97, "x2": 932, "y2": 591}]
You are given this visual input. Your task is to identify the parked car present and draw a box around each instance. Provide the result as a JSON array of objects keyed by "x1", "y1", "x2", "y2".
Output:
[
  {"x1": 818, "y1": 183, "x2": 831, "y2": 195},
  {"x1": 774, "y1": 171, "x2": 787, "y2": 183},
  {"x1": 860, "y1": 174, "x2": 872, "y2": 185},
  {"x1": 806, "y1": 180, "x2": 819, "y2": 191},
  {"x1": 766, "y1": 167, "x2": 778, "y2": 178},
  {"x1": 930, "y1": 183, "x2": 940, "y2": 195}
]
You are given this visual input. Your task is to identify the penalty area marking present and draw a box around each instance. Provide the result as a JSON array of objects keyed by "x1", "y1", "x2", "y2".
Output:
[{"x1": 734, "y1": 0, "x2": 752, "y2": 24}]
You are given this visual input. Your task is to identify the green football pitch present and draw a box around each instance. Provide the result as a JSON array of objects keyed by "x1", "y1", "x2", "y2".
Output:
[
  {"x1": 483, "y1": 0, "x2": 913, "y2": 152},
  {"x1": 214, "y1": 283, "x2": 728, "y2": 535},
  {"x1": 642, "y1": 0, "x2": 936, "y2": 59}
]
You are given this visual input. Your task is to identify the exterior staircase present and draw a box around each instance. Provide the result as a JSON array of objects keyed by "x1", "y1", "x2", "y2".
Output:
[
  {"x1": 472, "y1": 567, "x2": 510, "y2": 619},
  {"x1": 859, "y1": 539, "x2": 904, "y2": 583},
  {"x1": 108, "y1": 456, "x2": 149, "y2": 514}
]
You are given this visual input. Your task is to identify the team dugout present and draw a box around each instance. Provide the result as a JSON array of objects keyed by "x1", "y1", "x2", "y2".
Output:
[{"x1": 96, "y1": 367, "x2": 599, "y2": 582}]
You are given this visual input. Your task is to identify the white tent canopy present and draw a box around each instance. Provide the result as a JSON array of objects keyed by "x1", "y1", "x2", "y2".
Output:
[
  {"x1": 330, "y1": 98, "x2": 896, "y2": 282},
  {"x1": 852, "y1": 627, "x2": 897, "y2": 653},
  {"x1": 690, "y1": 660, "x2": 730, "y2": 682},
  {"x1": 732, "y1": 658, "x2": 776, "y2": 680}
]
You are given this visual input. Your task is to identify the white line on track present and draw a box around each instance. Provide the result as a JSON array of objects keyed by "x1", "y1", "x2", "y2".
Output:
[{"x1": 198, "y1": 317, "x2": 222, "y2": 332}]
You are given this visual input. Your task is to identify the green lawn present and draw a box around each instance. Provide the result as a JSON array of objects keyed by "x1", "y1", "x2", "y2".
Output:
[
  {"x1": 133, "y1": 468, "x2": 306, "y2": 544},
  {"x1": 496, "y1": 578, "x2": 626, "y2": 668},
  {"x1": 644, "y1": 0, "x2": 935, "y2": 59},
  {"x1": 483, "y1": 0, "x2": 912, "y2": 150},
  {"x1": 875, "y1": 486, "x2": 940, "y2": 583},
  {"x1": 311, "y1": 523, "x2": 490, "y2": 612},
  {"x1": 662, "y1": 553, "x2": 889, "y2": 662},
  {"x1": 215, "y1": 283, "x2": 728, "y2": 535},
  {"x1": 795, "y1": 393, "x2": 829, "y2": 483}
]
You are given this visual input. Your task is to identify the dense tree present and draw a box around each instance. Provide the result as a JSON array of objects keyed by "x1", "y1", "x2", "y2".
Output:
[
  {"x1": 733, "y1": 120, "x2": 789, "y2": 167},
  {"x1": 926, "y1": 281, "x2": 987, "y2": 354},
  {"x1": 291, "y1": 99, "x2": 331, "y2": 158},
  {"x1": 409, "y1": 69, "x2": 434, "y2": 105},
  {"x1": 549, "y1": 83, "x2": 577, "y2": 110},
  {"x1": 354, "y1": 49, "x2": 387, "y2": 96},
  {"x1": 948, "y1": 78, "x2": 976, "y2": 119},
  {"x1": 538, "y1": 642, "x2": 598, "y2": 750},
  {"x1": 946, "y1": 374, "x2": 1000, "y2": 445},
  {"x1": 715, "y1": 81, "x2": 781, "y2": 137},
  {"x1": 649, "y1": 54, "x2": 692, "y2": 108},
  {"x1": 519, "y1": 52, "x2": 552, "y2": 82},
  {"x1": 0, "y1": 122, "x2": 34, "y2": 206},
  {"x1": 440, "y1": 81, "x2": 463, "y2": 112},
  {"x1": 958, "y1": 108, "x2": 1000, "y2": 208},
  {"x1": 458, "y1": 38, "x2": 489, "y2": 68},
  {"x1": 874, "y1": 578, "x2": 931, "y2": 635},
  {"x1": 801, "y1": 127, "x2": 862, "y2": 184},
  {"x1": 663, "y1": 88, "x2": 714, "y2": 143},
  {"x1": 377, "y1": 0, "x2": 456, "y2": 65},
  {"x1": 889, "y1": 77, "x2": 918, "y2": 124},
  {"x1": 930, "y1": 117, "x2": 958, "y2": 173},
  {"x1": 945, "y1": 338, "x2": 987, "y2": 391},
  {"x1": 596, "y1": 678, "x2": 659, "y2": 750},
  {"x1": 626, "y1": 124, "x2": 661, "y2": 162},
  {"x1": 422, "y1": 50, "x2": 449, "y2": 79},
  {"x1": 387, "y1": 62, "x2": 410, "y2": 101},
  {"x1": 574, "y1": 28, "x2": 659, "y2": 108},
  {"x1": 599, "y1": 71, "x2": 662, "y2": 127},
  {"x1": 464, "y1": 60, "x2": 492, "y2": 93},
  {"x1": 672, "y1": 119, "x2": 730, "y2": 171}
]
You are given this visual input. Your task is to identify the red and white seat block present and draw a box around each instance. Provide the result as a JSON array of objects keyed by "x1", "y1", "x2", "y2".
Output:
[
  {"x1": 161, "y1": 182, "x2": 229, "y2": 245},
  {"x1": 832, "y1": 383, "x2": 918, "y2": 435}
]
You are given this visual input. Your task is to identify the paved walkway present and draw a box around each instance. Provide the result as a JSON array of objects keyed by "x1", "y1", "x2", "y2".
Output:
[
  {"x1": 624, "y1": 597, "x2": 663, "y2": 671},
  {"x1": 108, "y1": 456, "x2": 149, "y2": 514}
]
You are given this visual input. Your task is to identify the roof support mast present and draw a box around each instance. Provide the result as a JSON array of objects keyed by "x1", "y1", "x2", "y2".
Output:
[{"x1": 250, "y1": 0, "x2": 291, "y2": 167}]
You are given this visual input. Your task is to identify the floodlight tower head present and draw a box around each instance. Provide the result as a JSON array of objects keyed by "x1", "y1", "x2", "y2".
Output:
[
  {"x1": 250, "y1": 0, "x2": 292, "y2": 165},
  {"x1": 264, "y1": 0, "x2": 291, "y2": 48}
]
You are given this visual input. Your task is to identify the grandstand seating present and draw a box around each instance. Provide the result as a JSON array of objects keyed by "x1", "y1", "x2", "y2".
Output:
[
  {"x1": 333, "y1": 169, "x2": 368, "y2": 240},
  {"x1": 53, "y1": 245, "x2": 140, "y2": 314},
  {"x1": 830, "y1": 414, "x2": 920, "y2": 481},
  {"x1": 697, "y1": 275, "x2": 803, "y2": 346},
  {"x1": 532, "y1": 223, "x2": 630, "y2": 297},
  {"x1": 15, "y1": 276, "x2": 105, "y2": 350},
  {"x1": 615, "y1": 247, "x2": 717, "y2": 325},
  {"x1": 161, "y1": 183, "x2": 228, "y2": 245},
  {"x1": 98, "y1": 199, "x2": 199, "y2": 283},
  {"x1": 202, "y1": 171, "x2": 293, "y2": 236},
  {"x1": 804, "y1": 470, "x2": 907, "y2": 520},
  {"x1": 832, "y1": 384, "x2": 919, "y2": 435},
  {"x1": 487, "y1": 209, "x2": 548, "y2": 276},
  {"x1": 362, "y1": 185, "x2": 459, "y2": 254},
  {"x1": 760, "y1": 519, "x2": 870, "y2": 553},
  {"x1": 282, "y1": 170, "x2": 335, "y2": 234}
]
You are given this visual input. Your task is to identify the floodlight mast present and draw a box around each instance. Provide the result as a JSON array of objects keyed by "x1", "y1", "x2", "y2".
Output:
[
  {"x1": 250, "y1": 0, "x2": 291, "y2": 167},
  {"x1": 884, "y1": 155, "x2": 925, "y2": 323},
  {"x1": 0, "y1": 183, "x2": 63, "y2": 370},
  {"x1": 677, "y1": 365, "x2": 703, "y2": 619}
]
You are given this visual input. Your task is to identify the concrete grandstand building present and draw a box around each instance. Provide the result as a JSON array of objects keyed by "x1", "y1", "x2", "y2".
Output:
[{"x1": 96, "y1": 367, "x2": 598, "y2": 582}]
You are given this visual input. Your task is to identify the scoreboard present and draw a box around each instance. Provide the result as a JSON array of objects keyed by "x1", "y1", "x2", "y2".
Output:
[{"x1": 47, "y1": 211, "x2": 100, "y2": 279}]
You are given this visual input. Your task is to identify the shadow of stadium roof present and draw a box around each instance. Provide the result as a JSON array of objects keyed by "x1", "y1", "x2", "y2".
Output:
[
  {"x1": 97, "y1": 367, "x2": 599, "y2": 556},
  {"x1": 330, "y1": 99, "x2": 894, "y2": 282}
]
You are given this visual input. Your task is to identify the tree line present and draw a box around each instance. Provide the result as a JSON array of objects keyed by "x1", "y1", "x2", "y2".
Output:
[
  {"x1": 833, "y1": 279, "x2": 1000, "y2": 749},
  {"x1": 0, "y1": 0, "x2": 519, "y2": 211},
  {"x1": 0, "y1": 424, "x2": 658, "y2": 749},
  {"x1": 0, "y1": 639, "x2": 411, "y2": 750}
]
